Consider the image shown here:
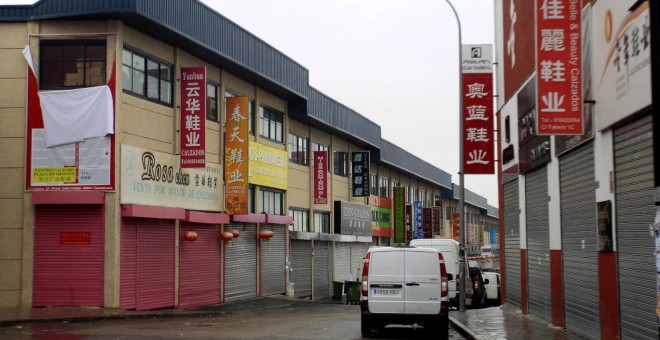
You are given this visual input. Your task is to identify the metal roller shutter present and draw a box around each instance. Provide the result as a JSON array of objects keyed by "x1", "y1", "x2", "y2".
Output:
[
  {"x1": 526, "y1": 166, "x2": 551, "y2": 323},
  {"x1": 225, "y1": 224, "x2": 257, "y2": 302},
  {"x1": 261, "y1": 225, "x2": 286, "y2": 296},
  {"x1": 350, "y1": 243, "x2": 369, "y2": 279},
  {"x1": 313, "y1": 241, "x2": 331, "y2": 300},
  {"x1": 503, "y1": 179, "x2": 521, "y2": 308},
  {"x1": 334, "y1": 242, "x2": 351, "y2": 281},
  {"x1": 290, "y1": 240, "x2": 312, "y2": 298},
  {"x1": 613, "y1": 114, "x2": 657, "y2": 340},
  {"x1": 136, "y1": 219, "x2": 175, "y2": 311},
  {"x1": 559, "y1": 142, "x2": 599, "y2": 339},
  {"x1": 121, "y1": 219, "x2": 137, "y2": 309},
  {"x1": 179, "y1": 223, "x2": 221, "y2": 309},
  {"x1": 33, "y1": 205, "x2": 104, "y2": 307}
]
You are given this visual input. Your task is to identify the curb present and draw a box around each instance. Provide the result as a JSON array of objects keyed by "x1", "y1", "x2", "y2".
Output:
[{"x1": 449, "y1": 315, "x2": 481, "y2": 340}]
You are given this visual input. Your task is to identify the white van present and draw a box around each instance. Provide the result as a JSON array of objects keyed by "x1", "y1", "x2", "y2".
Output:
[
  {"x1": 409, "y1": 238, "x2": 473, "y2": 308},
  {"x1": 359, "y1": 246, "x2": 448, "y2": 337}
]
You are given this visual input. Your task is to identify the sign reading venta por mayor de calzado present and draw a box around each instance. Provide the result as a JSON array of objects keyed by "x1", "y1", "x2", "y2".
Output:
[
  {"x1": 121, "y1": 144, "x2": 222, "y2": 211},
  {"x1": 334, "y1": 201, "x2": 372, "y2": 236}
]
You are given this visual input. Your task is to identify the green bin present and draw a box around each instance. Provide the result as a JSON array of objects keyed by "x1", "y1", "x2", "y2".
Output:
[
  {"x1": 332, "y1": 281, "x2": 344, "y2": 300},
  {"x1": 345, "y1": 280, "x2": 361, "y2": 305}
]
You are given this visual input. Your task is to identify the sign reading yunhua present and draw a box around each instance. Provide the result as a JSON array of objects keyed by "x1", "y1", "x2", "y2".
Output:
[
  {"x1": 225, "y1": 96, "x2": 249, "y2": 214},
  {"x1": 351, "y1": 151, "x2": 370, "y2": 197},
  {"x1": 314, "y1": 151, "x2": 328, "y2": 204},
  {"x1": 462, "y1": 44, "x2": 494, "y2": 174},
  {"x1": 535, "y1": 0, "x2": 583, "y2": 135},
  {"x1": 180, "y1": 67, "x2": 206, "y2": 168}
]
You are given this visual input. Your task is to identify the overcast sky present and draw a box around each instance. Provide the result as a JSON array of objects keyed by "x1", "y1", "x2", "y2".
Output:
[{"x1": 5, "y1": 0, "x2": 499, "y2": 208}]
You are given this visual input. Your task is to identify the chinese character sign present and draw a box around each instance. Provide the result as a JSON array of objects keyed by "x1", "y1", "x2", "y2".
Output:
[
  {"x1": 351, "y1": 151, "x2": 370, "y2": 197},
  {"x1": 413, "y1": 201, "x2": 423, "y2": 239},
  {"x1": 462, "y1": 44, "x2": 494, "y2": 174},
  {"x1": 535, "y1": 0, "x2": 582, "y2": 135},
  {"x1": 180, "y1": 67, "x2": 206, "y2": 168},
  {"x1": 314, "y1": 151, "x2": 328, "y2": 204},
  {"x1": 225, "y1": 96, "x2": 249, "y2": 215},
  {"x1": 393, "y1": 187, "x2": 405, "y2": 245}
]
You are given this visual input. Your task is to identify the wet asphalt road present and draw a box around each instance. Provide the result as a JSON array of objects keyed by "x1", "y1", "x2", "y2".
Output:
[{"x1": 0, "y1": 301, "x2": 464, "y2": 339}]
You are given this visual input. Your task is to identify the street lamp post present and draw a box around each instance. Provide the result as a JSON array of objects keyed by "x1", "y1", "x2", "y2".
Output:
[{"x1": 443, "y1": 0, "x2": 466, "y2": 313}]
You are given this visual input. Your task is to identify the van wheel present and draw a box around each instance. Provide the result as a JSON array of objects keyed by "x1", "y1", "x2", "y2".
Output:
[{"x1": 426, "y1": 316, "x2": 449, "y2": 339}]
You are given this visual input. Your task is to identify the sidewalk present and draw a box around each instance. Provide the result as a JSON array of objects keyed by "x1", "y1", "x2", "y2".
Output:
[
  {"x1": 0, "y1": 298, "x2": 590, "y2": 339},
  {"x1": 449, "y1": 304, "x2": 590, "y2": 340}
]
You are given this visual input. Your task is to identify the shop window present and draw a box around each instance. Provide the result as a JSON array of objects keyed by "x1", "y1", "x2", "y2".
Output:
[
  {"x1": 259, "y1": 106, "x2": 283, "y2": 142},
  {"x1": 225, "y1": 90, "x2": 255, "y2": 134},
  {"x1": 206, "y1": 82, "x2": 219, "y2": 122},
  {"x1": 288, "y1": 132, "x2": 308, "y2": 165},
  {"x1": 122, "y1": 47, "x2": 172, "y2": 105},
  {"x1": 40, "y1": 40, "x2": 106, "y2": 90},
  {"x1": 333, "y1": 149, "x2": 348, "y2": 177},
  {"x1": 314, "y1": 212, "x2": 331, "y2": 233},
  {"x1": 289, "y1": 208, "x2": 309, "y2": 232},
  {"x1": 261, "y1": 189, "x2": 283, "y2": 215},
  {"x1": 370, "y1": 174, "x2": 378, "y2": 197},
  {"x1": 379, "y1": 176, "x2": 390, "y2": 198}
]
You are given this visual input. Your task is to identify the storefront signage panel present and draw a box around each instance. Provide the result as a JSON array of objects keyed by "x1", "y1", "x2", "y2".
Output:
[
  {"x1": 535, "y1": 0, "x2": 583, "y2": 135},
  {"x1": 393, "y1": 187, "x2": 405, "y2": 244},
  {"x1": 593, "y1": 0, "x2": 650, "y2": 130},
  {"x1": 502, "y1": 0, "x2": 536, "y2": 101},
  {"x1": 180, "y1": 67, "x2": 206, "y2": 168},
  {"x1": 248, "y1": 141, "x2": 288, "y2": 190},
  {"x1": 121, "y1": 144, "x2": 222, "y2": 211},
  {"x1": 225, "y1": 96, "x2": 249, "y2": 214},
  {"x1": 333, "y1": 201, "x2": 372, "y2": 236},
  {"x1": 351, "y1": 151, "x2": 370, "y2": 197}
]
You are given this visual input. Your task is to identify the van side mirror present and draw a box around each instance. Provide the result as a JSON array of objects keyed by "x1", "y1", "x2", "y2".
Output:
[
  {"x1": 447, "y1": 273, "x2": 453, "y2": 281},
  {"x1": 484, "y1": 278, "x2": 490, "y2": 284}
]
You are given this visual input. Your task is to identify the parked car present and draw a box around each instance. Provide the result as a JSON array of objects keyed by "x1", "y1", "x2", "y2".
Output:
[
  {"x1": 468, "y1": 265, "x2": 488, "y2": 308},
  {"x1": 482, "y1": 271, "x2": 501, "y2": 306},
  {"x1": 359, "y1": 246, "x2": 449, "y2": 338},
  {"x1": 409, "y1": 238, "x2": 462, "y2": 308}
]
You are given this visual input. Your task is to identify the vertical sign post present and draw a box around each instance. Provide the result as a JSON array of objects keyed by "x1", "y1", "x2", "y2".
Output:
[
  {"x1": 351, "y1": 151, "x2": 370, "y2": 197},
  {"x1": 535, "y1": 0, "x2": 582, "y2": 135},
  {"x1": 393, "y1": 187, "x2": 405, "y2": 245},
  {"x1": 224, "y1": 97, "x2": 249, "y2": 215},
  {"x1": 180, "y1": 67, "x2": 206, "y2": 168},
  {"x1": 462, "y1": 44, "x2": 494, "y2": 174},
  {"x1": 313, "y1": 150, "x2": 328, "y2": 204}
]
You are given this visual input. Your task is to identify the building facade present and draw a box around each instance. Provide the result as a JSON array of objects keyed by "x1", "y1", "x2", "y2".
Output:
[
  {"x1": 0, "y1": 0, "x2": 497, "y2": 310},
  {"x1": 495, "y1": 0, "x2": 658, "y2": 339}
]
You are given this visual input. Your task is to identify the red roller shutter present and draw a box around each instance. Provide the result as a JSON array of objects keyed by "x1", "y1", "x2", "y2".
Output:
[
  {"x1": 179, "y1": 223, "x2": 221, "y2": 308},
  {"x1": 33, "y1": 205, "x2": 104, "y2": 307},
  {"x1": 121, "y1": 219, "x2": 137, "y2": 309}
]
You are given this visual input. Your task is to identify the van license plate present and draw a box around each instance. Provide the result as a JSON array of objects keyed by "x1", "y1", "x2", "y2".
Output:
[{"x1": 373, "y1": 288, "x2": 400, "y2": 296}]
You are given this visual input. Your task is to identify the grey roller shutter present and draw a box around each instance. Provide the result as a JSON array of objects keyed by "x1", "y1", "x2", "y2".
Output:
[
  {"x1": 559, "y1": 141, "x2": 599, "y2": 339},
  {"x1": 260, "y1": 226, "x2": 286, "y2": 296},
  {"x1": 313, "y1": 241, "x2": 331, "y2": 300},
  {"x1": 351, "y1": 243, "x2": 369, "y2": 279},
  {"x1": 613, "y1": 114, "x2": 657, "y2": 340},
  {"x1": 503, "y1": 179, "x2": 521, "y2": 308},
  {"x1": 225, "y1": 224, "x2": 257, "y2": 302},
  {"x1": 526, "y1": 166, "x2": 551, "y2": 323},
  {"x1": 290, "y1": 240, "x2": 312, "y2": 298},
  {"x1": 334, "y1": 242, "x2": 351, "y2": 281}
]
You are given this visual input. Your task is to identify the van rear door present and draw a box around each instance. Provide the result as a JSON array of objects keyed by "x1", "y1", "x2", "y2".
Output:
[
  {"x1": 367, "y1": 248, "x2": 405, "y2": 314},
  {"x1": 404, "y1": 248, "x2": 442, "y2": 314}
]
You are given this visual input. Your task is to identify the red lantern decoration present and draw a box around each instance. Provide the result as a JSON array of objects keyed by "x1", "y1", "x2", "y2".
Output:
[
  {"x1": 229, "y1": 229, "x2": 240, "y2": 239},
  {"x1": 182, "y1": 231, "x2": 198, "y2": 242},
  {"x1": 219, "y1": 231, "x2": 234, "y2": 241},
  {"x1": 259, "y1": 230, "x2": 274, "y2": 240}
]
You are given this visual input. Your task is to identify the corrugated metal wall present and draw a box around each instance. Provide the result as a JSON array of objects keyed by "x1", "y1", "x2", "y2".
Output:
[
  {"x1": 351, "y1": 243, "x2": 370, "y2": 279},
  {"x1": 260, "y1": 226, "x2": 286, "y2": 296},
  {"x1": 136, "y1": 219, "x2": 175, "y2": 311},
  {"x1": 525, "y1": 167, "x2": 551, "y2": 323},
  {"x1": 613, "y1": 114, "x2": 657, "y2": 340},
  {"x1": 33, "y1": 205, "x2": 104, "y2": 307},
  {"x1": 290, "y1": 240, "x2": 312, "y2": 298},
  {"x1": 225, "y1": 224, "x2": 257, "y2": 302},
  {"x1": 179, "y1": 223, "x2": 221, "y2": 309},
  {"x1": 503, "y1": 179, "x2": 521, "y2": 308},
  {"x1": 559, "y1": 142, "x2": 599, "y2": 339},
  {"x1": 313, "y1": 241, "x2": 331, "y2": 300},
  {"x1": 334, "y1": 242, "x2": 351, "y2": 281},
  {"x1": 121, "y1": 218, "x2": 137, "y2": 309}
]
